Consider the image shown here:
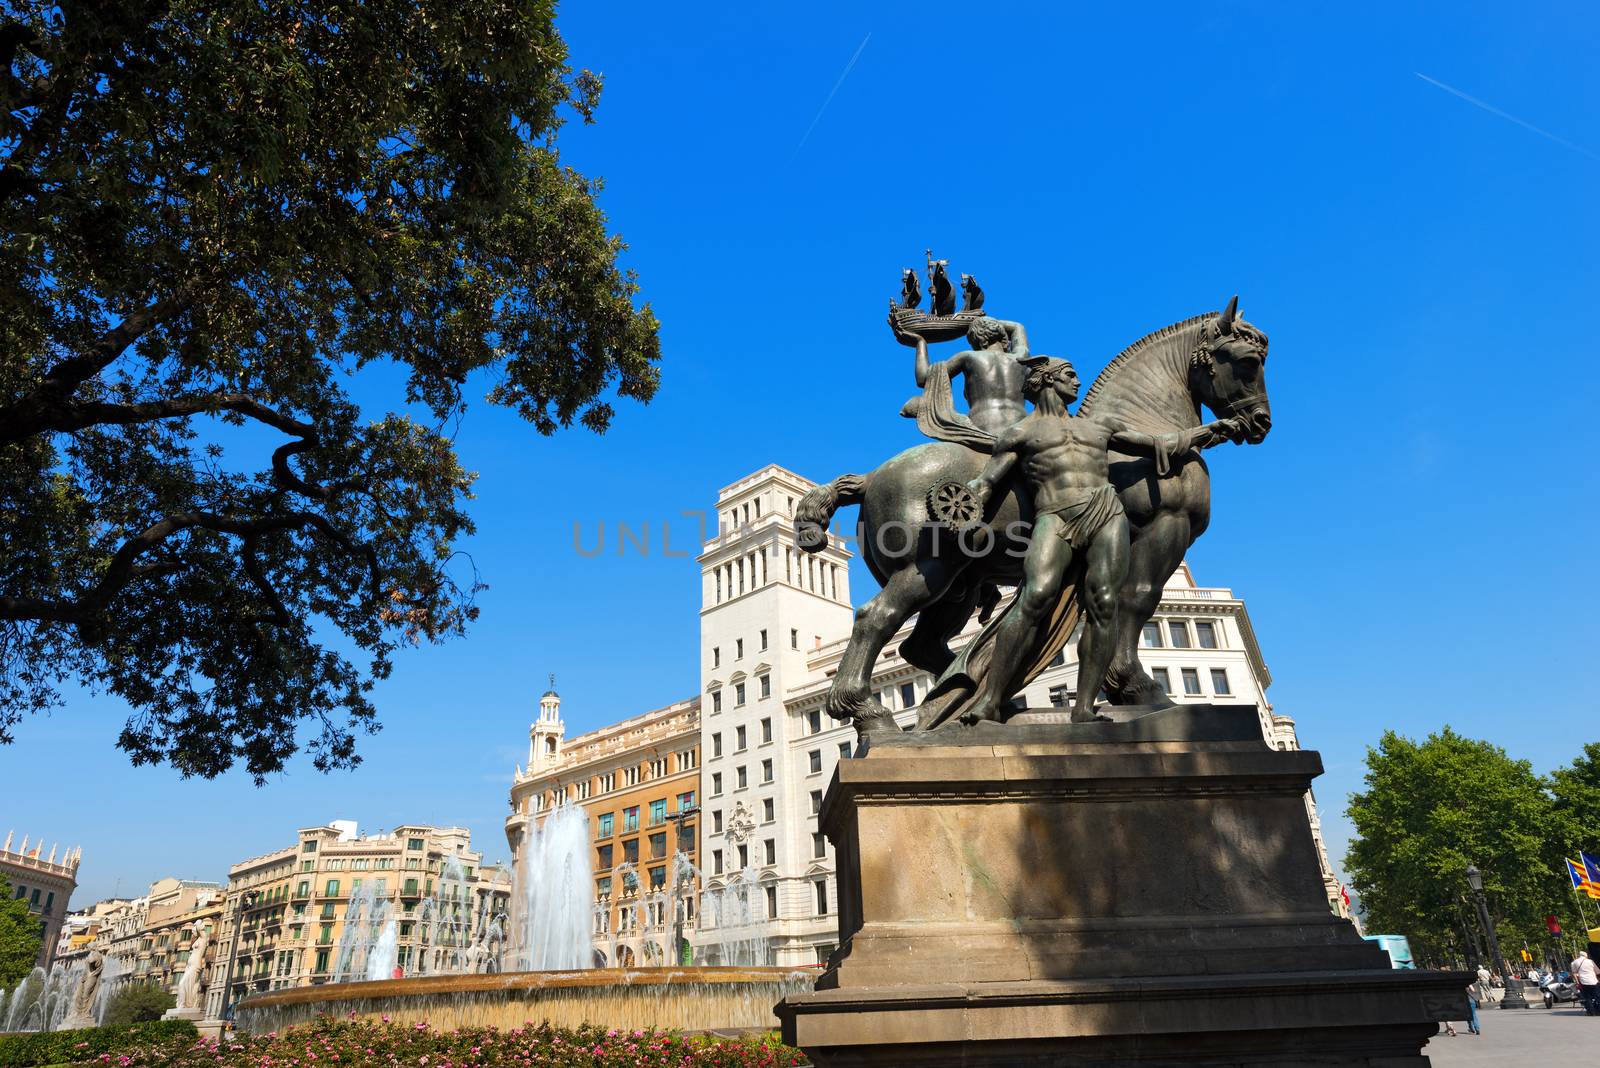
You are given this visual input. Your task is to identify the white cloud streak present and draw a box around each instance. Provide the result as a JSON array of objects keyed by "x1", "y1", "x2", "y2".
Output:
[
  {"x1": 796, "y1": 33, "x2": 872, "y2": 155},
  {"x1": 1415, "y1": 72, "x2": 1597, "y2": 161}
]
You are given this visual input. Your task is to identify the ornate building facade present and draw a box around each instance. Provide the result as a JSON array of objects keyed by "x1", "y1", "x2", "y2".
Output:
[
  {"x1": 203, "y1": 822, "x2": 510, "y2": 1020},
  {"x1": 506, "y1": 688, "x2": 701, "y2": 967},
  {"x1": 0, "y1": 831, "x2": 80, "y2": 968}
]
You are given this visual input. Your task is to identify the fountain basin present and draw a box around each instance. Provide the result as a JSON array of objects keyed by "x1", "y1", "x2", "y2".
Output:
[{"x1": 234, "y1": 967, "x2": 815, "y2": 1035}]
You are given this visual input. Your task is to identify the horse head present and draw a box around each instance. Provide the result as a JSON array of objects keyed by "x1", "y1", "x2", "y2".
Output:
[{"x1": 1190, "y1": 295, "x2": 1272, "y2": 444}]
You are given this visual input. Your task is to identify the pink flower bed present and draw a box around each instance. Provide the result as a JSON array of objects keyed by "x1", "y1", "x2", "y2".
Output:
[{"x1": 96, "y1": 1015, "x2": 808, "y2": 1068}]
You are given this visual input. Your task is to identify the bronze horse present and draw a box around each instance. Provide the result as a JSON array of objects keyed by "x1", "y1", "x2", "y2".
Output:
[{"x1": 796, "y1": 300, "x2": 1271, "y2": 735}]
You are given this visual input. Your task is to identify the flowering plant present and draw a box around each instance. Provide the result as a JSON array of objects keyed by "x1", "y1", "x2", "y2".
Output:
[{"x1": 97, "y1": 1015, "x2": 809, "y2": 1067}]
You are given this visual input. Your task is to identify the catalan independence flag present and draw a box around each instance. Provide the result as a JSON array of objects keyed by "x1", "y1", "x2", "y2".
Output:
[
  {"x1": 1585, "y1": 853, "x2": 1600, "y2": 899},
  {"x1": 1569, "y1": 857, "x2": 1600, "y2": 900}
]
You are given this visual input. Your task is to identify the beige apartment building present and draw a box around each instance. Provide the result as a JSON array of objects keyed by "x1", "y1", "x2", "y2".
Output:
[
  {"x1": 204, "y1": 821, "x2": 511, "y2": 1020},
  {"x1": 506, "y1": 688, "x2": 701, "y2": 967}
]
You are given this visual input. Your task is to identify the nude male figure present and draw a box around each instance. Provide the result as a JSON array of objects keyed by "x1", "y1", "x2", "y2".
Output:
[
  {"x1": 965, "y1": 357, "x2": 1238, "y2": 723},
  {"x1": 893, "y1": 316, "x2": 1030, "y2": 437}
]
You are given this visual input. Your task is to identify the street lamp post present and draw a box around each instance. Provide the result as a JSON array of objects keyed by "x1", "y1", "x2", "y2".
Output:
[
  {"x1": 666, "y1": 804, "x2": 698, "y2": 966},
  {"x1": 219, "y1": 889, "x2": 260, "y2": 1022},
  {"x1": 1464, "y1": 864, "x2": 1528, "y2": 1009}
]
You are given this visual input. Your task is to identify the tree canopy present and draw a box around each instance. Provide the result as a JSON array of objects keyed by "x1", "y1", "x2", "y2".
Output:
[
  {"x1": 0, "y1": 0, "x2": 660, "y2": 779},
  {"x1": 0, "y1": 877, "x2": 43, "y2": 985},
  {"x1": 1345, "y1": 727, "x2": 1595, "y2": 959}
]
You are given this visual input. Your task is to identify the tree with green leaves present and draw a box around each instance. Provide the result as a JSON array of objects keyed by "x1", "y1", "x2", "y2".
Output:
[
  {"x1": 0, "y1": 877, "x2": 43, "y2": 985},
  {"x1": 0, "y1": 0, "x2": 659, "y2": 780},
  {"x1": 101, "y1": 981, "x2": 176, "y2": 1025},
  {"x1": 1550, "y1": 743, "x2": 1600, "y2": 858},
  {"x1": 1345, "y1": 727, "x2": 1558, "y2": 954}
]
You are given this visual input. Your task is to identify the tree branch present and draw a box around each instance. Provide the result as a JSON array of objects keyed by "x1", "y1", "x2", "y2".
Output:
[
  {"x1": 0, "y1": 509, "x2": 381, "y2": 626},
  {"x1": 0, "y1": 285, "x2": 198, "y2": 442}
]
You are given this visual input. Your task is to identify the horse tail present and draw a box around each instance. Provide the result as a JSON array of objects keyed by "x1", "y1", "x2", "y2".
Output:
[{"x1": 795, "y1": 474, "x2": 866, "y2": 553}]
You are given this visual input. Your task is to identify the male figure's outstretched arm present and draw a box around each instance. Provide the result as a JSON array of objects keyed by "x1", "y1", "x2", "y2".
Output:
[
  {"x1": 1109, "y1": 417, "x2": 1242, "y2": 476},
  {"x1": 966, "y1": 427, "x2": 1022, "y2": 508}
]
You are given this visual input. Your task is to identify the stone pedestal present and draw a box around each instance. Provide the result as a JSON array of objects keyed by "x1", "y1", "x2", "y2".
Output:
[
  {"x1": 776, "y1": 705, "x2": 1469, "y2": 1066},
  {"x1": 162, "y1": 1006, "x2": 206, "y2": 1024}
]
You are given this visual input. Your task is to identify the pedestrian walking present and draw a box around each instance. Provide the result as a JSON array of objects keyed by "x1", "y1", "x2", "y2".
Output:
[{"x1": 1572, "y1": 950, "x2": 1599, "y2": 1015}]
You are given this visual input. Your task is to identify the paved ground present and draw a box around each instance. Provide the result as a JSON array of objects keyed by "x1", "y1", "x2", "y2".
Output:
[{"x1": 1424, "y1": 1003, "x2": 1598, "y2": 1064}]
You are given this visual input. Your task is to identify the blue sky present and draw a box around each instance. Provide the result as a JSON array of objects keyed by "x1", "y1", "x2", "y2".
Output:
[{"x1": 4, "y1": 0, "x2": 1598, "y2": 904}]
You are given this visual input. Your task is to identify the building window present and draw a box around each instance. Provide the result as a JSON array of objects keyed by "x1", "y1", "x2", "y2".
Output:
[
  {"x1": 808, "y1": 750, "x2": 822, "y2": 774},
  {"x1": 713, "y1": 646, "x2": 720, "y2": 668},
  {"x1": 807, "y1": 709, "x2": 821, "y2": 734},
  {"x1": 790, "y1": 628, "x2": 799, "y2": 649},
  {"x1": 900, "y1": 682, "x2": 916, "y2": 708},
  {"x1": 712, "y1": 772, "x2": 723, "y2": 795},
  {"x1": 649, "y1": 833, "x2": 667, "y2": 860},
  {"x1": 813, "y1": 832, "x2": 826, "y2": 859},
  {"x1": 762, "y1": 758, "x2": 774, "y2": 783},
  {"x1": 677, "y1": 790, "x2": 696, "y2": 810},
  {"x1": 763, "y1": 797, "x2": 775, "y2": 822},
  {"x1": 1210, "y1": 668, "x2": 1232, "y2": 695},
  {"x1": 1151, "y1": 668, "x2": 1172, "y2": 694},
  {"x1": 597, "y1": 845, "x2": 613, "y2": 870},
  {"x1": 810, "y1": 789, "x2": 822, "y2": 815},
  {"x1": 712, "y1": 732, "x2": 722, "y2": 758},
  {"x1": 302, "y1": 841, "x2": 318, "y2": 853},
  {"x1": 736, "y1": 766, "x2": 748, "y2": 789},
  {"x1": 738, "y1": 844, "x2": 749, "y2": 868},
  {"x1": 407, "y1": 839, "x2": 423, "y2": 851},
  {"x1": 601, "y1": 772, "x2": 615, "y2": 792},
  {"x1": 623, "y1": 839, "x2": 639, "y2": 865},
  {"x1": 712, "y1": 691, "x2": 722, "y2": 713},
  {"x1": 624, "y1": 806, "x2": 640, "y2": 832},
  {"x1": 650, "y1": 799, "x2": 667, "y2": 826},
  {"x1": 815, "y1": 879, "x2": 829, "y2": 915},
  {"x1": 736, "y1": 725, "x2": 747, "y2": 751},
  {"x1": 839, "y1": 741, "x2": 851, "y2": 761},
  {"x1": 765, "y1": 884, "x2": 778, "y2": 919},
  {"x1": 1141, "y1": 622, "x2": 1162, "y2": 648},
  {"x1": 712, "y1": 849, "x2": 723, "y2": 875},
  {"x1": 735, "y1": 683, "x2": 746, "y2": 706},
  {"x1": 760, "y1": 675, "x2": 771, "y2": 700},
  {"x1": 760, "y1": 629, "x2": 768, "y2": 650},
  {"x1": 712, "y1": 809, "x2": 723, "y2": 833},
  {"x1": 323, "y1": 879, "x2": 340, "y2": 897},
  {"x1": 760, "y1": 716, "x2": 772, "y2": 743},
  {"x1": 314, "y1": 949, "x2": 330, "y2": 973},
  {"x1": 1168, "y1": 621, "x2": 1191, "y2": 648},
  {"x1": 1049, "y1": 649, "x2": 1067, "y2": 668},
  {"x1": 736, "y1": 638, "x2": 744, "y2": 659},
  {"x1": 1181, "y1": 668, "x2": 1202, "y2": 695},
  {"x1": 1196, "y1": 621, "x2": 1219, "y2": 649},
  {"x1": 764, "y1": 839, "x2": 776, "y2": 865}
]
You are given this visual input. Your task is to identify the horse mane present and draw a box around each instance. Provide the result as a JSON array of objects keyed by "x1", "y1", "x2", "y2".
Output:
[{"x1": 1076, "y1": 312, "x2": 1215, "y2": 418}]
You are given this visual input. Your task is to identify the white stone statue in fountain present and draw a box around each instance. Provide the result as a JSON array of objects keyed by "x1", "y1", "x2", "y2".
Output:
[
  {"x1": 61, "y1": 950, "x2": 105, "y2": 1029},
  {"x1": 466, "y1": 928, "x2": 495, "y2": 974},
  {"x1": 174, "y1": 924, "x2": 210, "y2": 1012}
]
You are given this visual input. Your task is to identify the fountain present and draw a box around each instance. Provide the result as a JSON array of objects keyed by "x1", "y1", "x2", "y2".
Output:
[
  {"x1": 234, "y1": 804, "x2": 812, "y2": 1034},
  {"x1": 1, "y1": 951, "x2": 123, "y2": 1033}
]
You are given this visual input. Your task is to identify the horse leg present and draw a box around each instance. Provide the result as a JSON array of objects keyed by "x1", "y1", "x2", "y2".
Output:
[
  {"x1": 827, "y1": 556, "x2": 964, "y2": 737},
  {"x1": 898, "y1": 584, "x2": 977, "y2": 677},
  {"x1": 1105, "y1": 509, "x2": 1191, "y2": 706}
]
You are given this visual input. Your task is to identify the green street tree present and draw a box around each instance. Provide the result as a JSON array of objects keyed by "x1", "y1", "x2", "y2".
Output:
[
  {"x1": 1345, "y1": 727, "x2": 1558, "y2": 953},
  {"x1": 0, "y1": 1, "x2": 660, "y2": 780},
  {"x1": 0, "y1": 877, "x2": 43, "y2": 985}
]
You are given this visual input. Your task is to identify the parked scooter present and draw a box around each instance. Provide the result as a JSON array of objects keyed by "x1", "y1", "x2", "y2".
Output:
[{"x1": 1539, "y1": 974, "x2": 1580, "y2": 1009}]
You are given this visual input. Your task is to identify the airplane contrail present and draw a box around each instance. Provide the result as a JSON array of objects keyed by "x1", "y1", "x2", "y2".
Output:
[
  {"x1": 1414, "y1": 72, "x2": 1597, "y2": 161},
  {"x1": 796, "y1": 33, "x2": 872, "y2": 155}
]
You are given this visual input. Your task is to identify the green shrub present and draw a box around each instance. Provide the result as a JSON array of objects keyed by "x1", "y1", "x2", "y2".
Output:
[
  {"x1": 99, "y1": 982, "x2": 176, "y2": 1026},
  {"x1": 0, "y1": 1018, "x2": 197, "y2": 1066}
]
